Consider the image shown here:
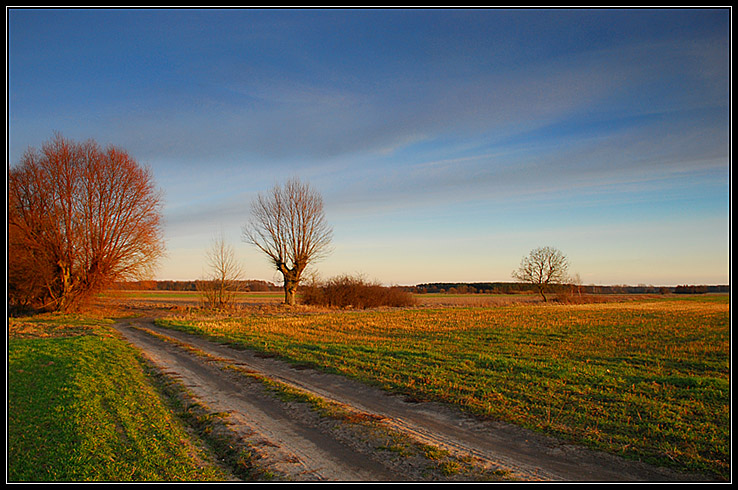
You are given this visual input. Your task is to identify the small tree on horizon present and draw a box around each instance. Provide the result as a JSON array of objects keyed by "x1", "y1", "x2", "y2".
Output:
[
  {"x1": 242, "y1": 178, "x2": 332, "y2": 306},
  {"x1": 512, "y1": 246, "x2": 570, "y2": 302},
  {"x1": 197, "y1": 232, "x2": 245, "y2": 309}
]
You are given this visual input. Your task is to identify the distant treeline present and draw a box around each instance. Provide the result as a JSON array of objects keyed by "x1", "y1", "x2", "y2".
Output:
[
  {"x1": 112, "y1": 280, "x2": 282, "y2": 292},
  {"x1": 113, "y1": 280, "x2": 728, "y2": 295},
  {"x1": 413, "y1": 282, "x2": 729, "y2": 295}
]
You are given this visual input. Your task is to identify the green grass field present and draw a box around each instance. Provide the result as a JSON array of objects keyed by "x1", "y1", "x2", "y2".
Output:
[
  {"x1": 8, "y1": 294, "x2": 730, "y2": 481},
  {"x1": 7, "y1": 315, "x2": 231, "y2": 482},
  {"x1": 159, "y1": 295, "x2": 730, "y2": 480}
]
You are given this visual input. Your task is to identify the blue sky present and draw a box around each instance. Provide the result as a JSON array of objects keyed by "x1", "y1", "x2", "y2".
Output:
[{"x1": 8, "y1": 8, "x2": 730, "y2": 286}]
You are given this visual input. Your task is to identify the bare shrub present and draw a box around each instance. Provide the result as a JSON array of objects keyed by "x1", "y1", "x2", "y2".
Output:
[
  {"x1": 197, "y1": 233, "x2": 245, "y2": 310},
  {"x1": 301, "y1": 274, "x2": 416, "y2": 309}
]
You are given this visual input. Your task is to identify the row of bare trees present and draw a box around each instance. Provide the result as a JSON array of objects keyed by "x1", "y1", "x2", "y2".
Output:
[
  {"x1": 199, "y1": 178, "x2": 335, "y2": 308},
  {"x1": 7, "y1": 135, "x2": 332, "y2": 311},
  {"x1": 9, "y1": 134, "x2": 571, "y2": 311},
  {"x1": 215, "y1": 188, "x2": 572, "y2": 305}
]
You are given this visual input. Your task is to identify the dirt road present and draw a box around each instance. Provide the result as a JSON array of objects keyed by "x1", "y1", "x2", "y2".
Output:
[{"x1": 113, "y1": 316, "x2": 708, "y2": 482}]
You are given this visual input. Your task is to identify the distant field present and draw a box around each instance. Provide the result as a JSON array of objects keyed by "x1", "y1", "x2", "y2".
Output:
[
  {"x1": 100, "y1": 290, "x2": 285, "y2": 307},
  {"x1": 102, "y1": 289, "x2": 706, "y2": 306},
  {"x1": 101, "y1": 289, "x2": 539, "y2": 307},
  {"x1": 159, "y1": 295, "x2": 730, "y2": 479},
  {"x1": 101, "y1": 290, "x2": 284, "y2": 300}
]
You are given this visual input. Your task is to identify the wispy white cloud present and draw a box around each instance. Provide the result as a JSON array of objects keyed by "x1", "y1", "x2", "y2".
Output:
[
  {"x1": 8, "y1": 9, "x2": 729, "y2": 284},
  {"x1": 77, "y1": 29, "x2": 726, "y2": 180}
]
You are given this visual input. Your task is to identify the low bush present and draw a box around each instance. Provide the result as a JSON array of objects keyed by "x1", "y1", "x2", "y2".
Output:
[{"x1": 301, "y1": 274, "x2": 416, "y2": 309}]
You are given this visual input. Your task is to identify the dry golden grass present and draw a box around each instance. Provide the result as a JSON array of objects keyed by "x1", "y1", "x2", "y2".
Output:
[{"x1": 158, "y1": 295, "x2": 729, "y2": 480}]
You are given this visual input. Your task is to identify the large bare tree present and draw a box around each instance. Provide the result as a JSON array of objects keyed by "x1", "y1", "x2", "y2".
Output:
[
  {"x1": 8, "y1": 134, "x2": 164, "y2": 311},
  {"x1": 242, "y1": 178, "x2": 332, "y2": 306},
  {"x1": 512, "y1": 246, "x2": 570, "y2": 302}
]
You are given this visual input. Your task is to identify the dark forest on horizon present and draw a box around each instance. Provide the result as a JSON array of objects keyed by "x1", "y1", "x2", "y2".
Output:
[{"x1": 112, "y1": 280, "x2": 729, "y2": 295}]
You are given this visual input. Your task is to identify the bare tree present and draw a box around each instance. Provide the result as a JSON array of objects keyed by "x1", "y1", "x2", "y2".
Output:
[
  {"x1": 512, "y1": 246, "x2": 570, "y2": 302},
  {"x1": 8, "y1": 134, "x2": 164, "y2": 311},
  {"x1": 242, "y1": 178, "x2": 332, "y2": 306},
  {"x1": 197, "y1": 233, "x2": 245, "y2": 309}
]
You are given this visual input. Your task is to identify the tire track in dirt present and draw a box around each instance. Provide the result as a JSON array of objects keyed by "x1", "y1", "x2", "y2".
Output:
[
  {"x1": 114, "y1": 317, "x2": 708, "y2": 482},
  {"x1": 114, "y1": 319, "x2": 398, "y2": 481}
]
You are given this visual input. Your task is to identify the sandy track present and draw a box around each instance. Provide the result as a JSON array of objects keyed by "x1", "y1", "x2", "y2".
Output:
[{"x1": 113, "y1": 317, "x2": 707, "y2": 482}]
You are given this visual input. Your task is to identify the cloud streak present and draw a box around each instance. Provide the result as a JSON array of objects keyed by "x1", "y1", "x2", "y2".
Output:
[{"x1": 8, "y1": 8, "x2": 730, "y2": 285}]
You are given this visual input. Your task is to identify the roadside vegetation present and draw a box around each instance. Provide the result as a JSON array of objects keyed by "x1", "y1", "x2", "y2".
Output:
[
  {"x1": 7, "y1": 314, "x2": 232, "y2": 482},
  {"x1": 301, "y1": 273, "x2": 417, "y2": 309},
  {"x1": 158, "y1": 295, "x2": 730, "y2": 480}
]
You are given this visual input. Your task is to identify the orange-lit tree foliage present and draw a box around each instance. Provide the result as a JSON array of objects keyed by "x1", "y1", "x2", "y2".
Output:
[{"x1": 8, "y1": 134, "x2": 165, "y2": 311}]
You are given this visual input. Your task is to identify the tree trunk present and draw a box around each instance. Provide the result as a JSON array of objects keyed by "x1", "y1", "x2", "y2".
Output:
[
  {"x1": 57, "y1": 260, "x2": 74, "y2": 312},
  {"x1": 278, "y1": 261, "x2": 304, "y2": 306},
  {"x1": 283, "y1": 277, "x2": 298, "y2": 306}
]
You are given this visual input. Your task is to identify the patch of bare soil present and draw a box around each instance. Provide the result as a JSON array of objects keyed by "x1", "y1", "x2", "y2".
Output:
[{"x1": 111, "y1": 311, "x2": 712, "y2": 482}]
